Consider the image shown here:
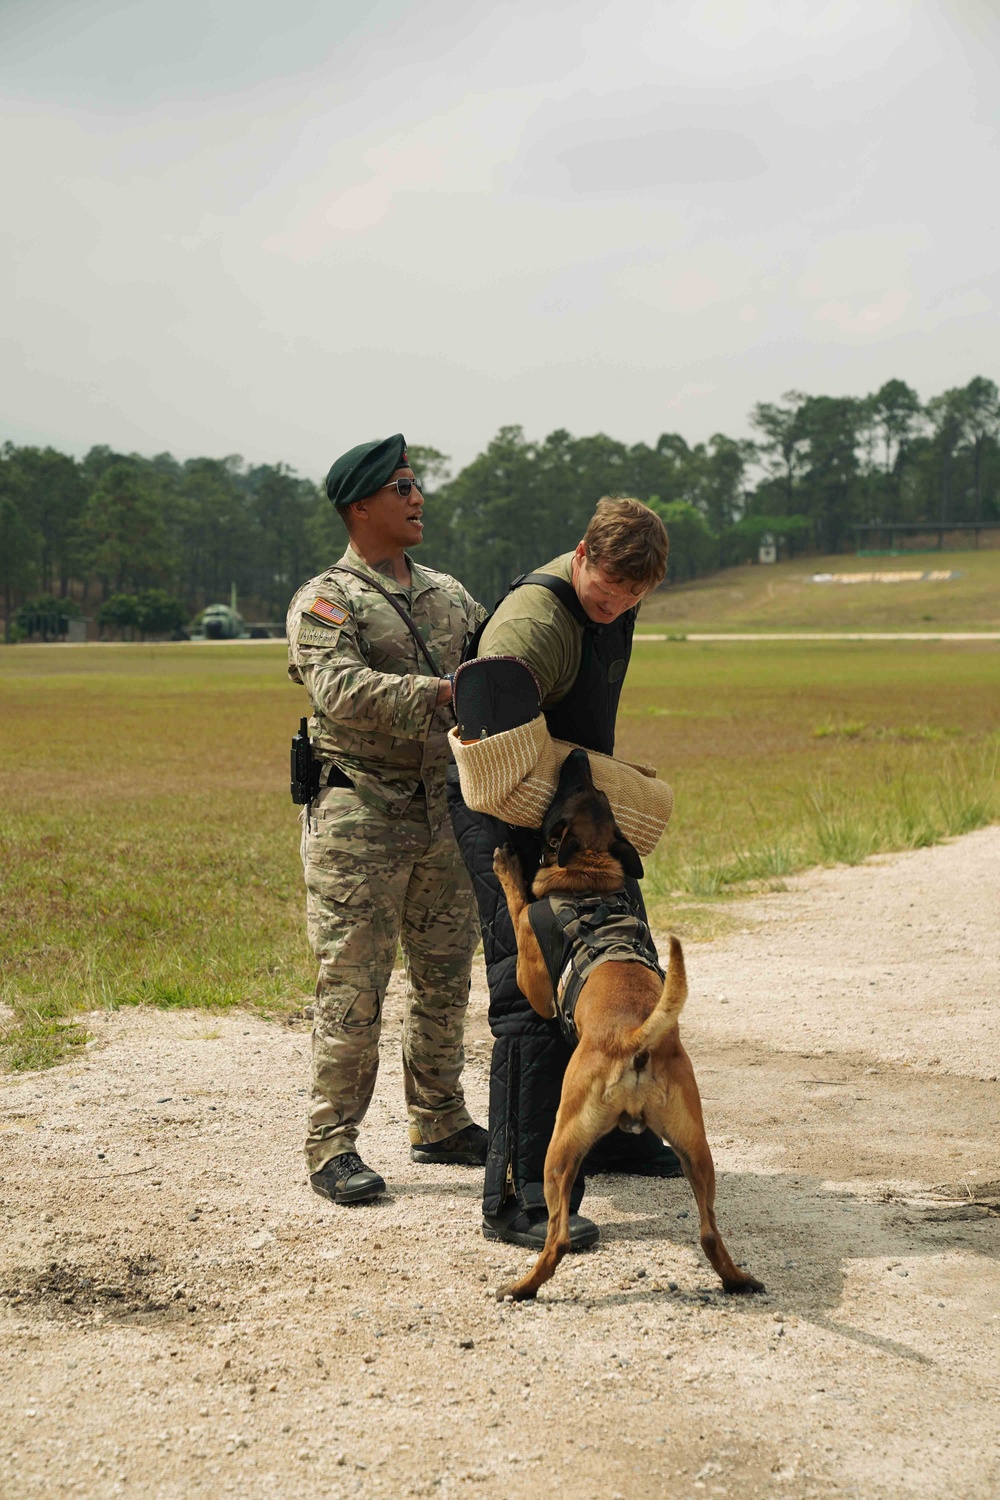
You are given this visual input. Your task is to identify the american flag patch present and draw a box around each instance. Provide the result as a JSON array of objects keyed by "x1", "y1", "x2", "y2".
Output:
[{"x1": 308, "y1": 597, "x2": 349, "y2": 626}]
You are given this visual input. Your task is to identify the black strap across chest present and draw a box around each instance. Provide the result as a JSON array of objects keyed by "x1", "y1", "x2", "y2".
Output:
[
  {"x1": 514, "y1": 571, "x2": 589, "y2": 625},
  {"x1": 331, "y1": 564, "x2": 443, "y2": 676}
]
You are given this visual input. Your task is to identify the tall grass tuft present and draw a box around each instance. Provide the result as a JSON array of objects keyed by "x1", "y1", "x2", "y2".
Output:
[
  {"x1": 802, "y1": 748, "x2": 998, "y2": 870},
  {"x1": 647, "y1": 836, "x2": 801, "y2": 900},
  {"x1": 805, "y1": 785, "x2": 878, "y2": 865},
  {"x1": 936, "y1": 746, "x2": 998, "y2": 836},
  {"x1": 0, "y1": 1006, "x2": 89, "y2": 1072},
  {"x1": 813, "y1": 720, "x2": 868, "y2": 740}
]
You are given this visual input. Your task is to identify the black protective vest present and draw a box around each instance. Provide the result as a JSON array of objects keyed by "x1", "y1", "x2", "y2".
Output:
[{"x1": 508, "y1": 572, "x2": 635, "y2": 757}]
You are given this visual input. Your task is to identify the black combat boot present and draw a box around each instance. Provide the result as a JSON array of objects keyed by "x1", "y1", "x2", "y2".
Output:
[
  {"x1": 411, "y1": 1121, "x2": 488, "y2": 1166},
  {"x1": 309, "y1": 1152, "x2": 386, "y2": 1205},
  {"x1": 585, "y1": 1129, "x2": 684, "y2": 1178},
  {"x1": 482, "y1": 1203, "x2": 599, "y2": 1250}
]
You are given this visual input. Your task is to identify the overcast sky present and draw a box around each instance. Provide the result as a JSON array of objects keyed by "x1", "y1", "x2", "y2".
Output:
[{"x1": 1, "y1": 0, "x2": 997, "y2": 480}]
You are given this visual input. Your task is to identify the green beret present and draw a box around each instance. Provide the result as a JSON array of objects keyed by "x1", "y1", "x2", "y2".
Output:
[{"x1": 325, "y1": 433, "x2": 409, "y2": 508}]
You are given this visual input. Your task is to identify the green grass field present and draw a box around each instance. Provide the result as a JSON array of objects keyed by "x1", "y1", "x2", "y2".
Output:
[
  {"x1": 641, "y1": 546, "x2": 1000, "y2": 633},
  {"x1": 621, "y1": 639, "x2": 999, "y2": 905},
  {"x1": 2, "y1": 637, "x2": 998, "y2": 1070}
]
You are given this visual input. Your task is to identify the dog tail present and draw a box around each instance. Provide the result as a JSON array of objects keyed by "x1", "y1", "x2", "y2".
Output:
[{"x1": 630, "y1": 936, "x2": 687, "y2": 1053}]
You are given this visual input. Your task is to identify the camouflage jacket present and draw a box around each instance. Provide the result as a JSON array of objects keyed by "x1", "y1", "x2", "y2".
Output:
[{"x1": 287, "y1": 544, "x2": 486, "y2": 823}]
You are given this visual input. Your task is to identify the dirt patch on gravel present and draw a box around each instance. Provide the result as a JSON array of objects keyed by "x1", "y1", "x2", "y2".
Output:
[
  {"x1": 1, "y1": 1253, "x2": 176, "y2": 1321},
  {"x1": 1, "y1": 827, "x2": 998, "y2": 1500}
]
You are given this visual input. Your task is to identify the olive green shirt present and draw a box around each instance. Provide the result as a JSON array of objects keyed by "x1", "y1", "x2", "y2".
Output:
[
  {"x1": 286, "y1": 544, "x2": 486, "y2": 823},
  {"x1": 477, "y1": 553, "x2": 581, "y2": 706}
]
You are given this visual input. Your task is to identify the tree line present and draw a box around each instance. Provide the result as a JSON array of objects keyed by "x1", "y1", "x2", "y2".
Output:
[{"x1": 2, "y1": 375, "x2": 997, "y2": 639}]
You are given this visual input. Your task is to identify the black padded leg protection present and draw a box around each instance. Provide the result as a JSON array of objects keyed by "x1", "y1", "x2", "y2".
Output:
[
  {"x1": 448, "y1": 768, "x2": 585, "y2": 1213},
  {"x1": 483, "y1": 1031, "x2": 585, "y2": 1217}
]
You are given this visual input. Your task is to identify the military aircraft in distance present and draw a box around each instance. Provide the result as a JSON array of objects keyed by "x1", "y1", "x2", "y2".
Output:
[{"x1": 189, "y1": 587, "x2": 285, "y2": 641}]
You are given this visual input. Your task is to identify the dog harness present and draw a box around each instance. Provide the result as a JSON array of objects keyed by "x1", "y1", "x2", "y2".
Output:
[{"x1": 526, "y1": 890, "x2": 664, "y2": 1049}]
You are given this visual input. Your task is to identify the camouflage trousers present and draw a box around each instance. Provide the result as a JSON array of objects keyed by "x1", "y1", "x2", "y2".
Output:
[{"x1": 300, "y1": 785, "x2": 479, "y2": 1174}]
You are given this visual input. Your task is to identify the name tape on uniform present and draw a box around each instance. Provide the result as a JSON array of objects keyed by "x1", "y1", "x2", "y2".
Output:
[{"x1": 298, "y1": 624, "x2": 341, "y2": 646}]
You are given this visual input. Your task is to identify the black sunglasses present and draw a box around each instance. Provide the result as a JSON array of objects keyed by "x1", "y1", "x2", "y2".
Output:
[{"x1": 379, "y1": 477, "x2": 422, "y2": 497}]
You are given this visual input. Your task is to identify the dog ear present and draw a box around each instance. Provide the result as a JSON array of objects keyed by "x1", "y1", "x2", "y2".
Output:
[
  {"x1": 557, "y1": 826, "x2": 582, "y2": 867},
  {"x1": 543, "y1": 816, "x2": 566, "y2": 847},
  {"x1": 610, "y1": 826, "x2": 644, "y2": 880}
]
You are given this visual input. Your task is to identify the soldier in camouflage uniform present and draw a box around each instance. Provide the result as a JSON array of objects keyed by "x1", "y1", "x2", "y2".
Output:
[{"x1": 287, "y1": 433, "x2": 488, "y2": 1205}]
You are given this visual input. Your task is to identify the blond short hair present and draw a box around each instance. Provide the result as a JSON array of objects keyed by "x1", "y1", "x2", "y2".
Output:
[{"x1": 583, "y1": 497, "x2": 669, "y2": 590}]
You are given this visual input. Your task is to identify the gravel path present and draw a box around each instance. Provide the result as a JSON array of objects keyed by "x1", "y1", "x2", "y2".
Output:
[{"x1": 1, "y1": 828, "x2": 998, "y2": 1500}]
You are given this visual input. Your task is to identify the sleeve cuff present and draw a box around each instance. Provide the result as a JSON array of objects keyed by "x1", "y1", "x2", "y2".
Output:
[{"x1": 393, "y1": 674, "x2": 441, "y2": 741}]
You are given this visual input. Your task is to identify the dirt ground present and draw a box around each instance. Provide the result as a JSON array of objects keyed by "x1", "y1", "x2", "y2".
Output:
[{"x1": 1, "y1": 827, "x2": 998, "y2": 1500}]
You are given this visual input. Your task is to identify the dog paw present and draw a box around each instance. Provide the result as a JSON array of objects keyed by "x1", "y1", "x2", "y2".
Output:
[
  {"x1": 492, "y1": 845, "x2": 522, "y2": 885},
  {"x1": 724, "y1": 1273, "x2": 766, "y2": 1295},
  {"x1": 495, "y1": 1280, "x2": 535, "y2": 1303}
]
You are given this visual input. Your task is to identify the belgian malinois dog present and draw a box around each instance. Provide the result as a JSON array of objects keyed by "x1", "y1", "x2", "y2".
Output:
[{"x1": 492, "y1": 749, "x2": 763, "y2": 1302}]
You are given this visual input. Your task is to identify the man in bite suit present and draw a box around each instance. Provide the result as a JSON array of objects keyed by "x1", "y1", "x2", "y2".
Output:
[{"x1": 447, "y1": 496, "x2": 680, "y2": 1249}]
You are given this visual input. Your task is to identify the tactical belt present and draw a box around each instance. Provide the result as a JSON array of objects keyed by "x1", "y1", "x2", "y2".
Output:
[
  {"x1": 526, "y1": 890, "x2": 664, "y2": 1048},
  {"x1": 321, "y1": 762, "x2": 425, "y2": 798},
  {"x1": 322, "y1": 762, "x2": 354, "y2": 789}
]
